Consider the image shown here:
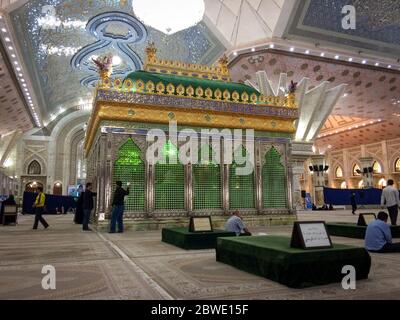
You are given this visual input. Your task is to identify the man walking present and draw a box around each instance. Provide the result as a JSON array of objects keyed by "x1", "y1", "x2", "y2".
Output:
[
  {"x1": 83, "y1": 183, "x2": 97, "y2": 231},
  {"x1": 109, "y1": 181, "x2": 130, "y2": 233},
  {"x1": 32, "y1": 186, "x2": 49, "y2": 229},
  {"x1": 381, "y1": 179, "x2": 400, "y2": 226}
]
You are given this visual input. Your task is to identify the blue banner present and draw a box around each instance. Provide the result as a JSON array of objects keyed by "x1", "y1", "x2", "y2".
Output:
[
  {"x1": 23, "y1": 192, "x2": 77, "y2": 214},
  {"x1": 323, "y1": 187, "x2": 383, "y2": 205},
  {"x1": 305, "y1": 193, "x2": 313, "y2": 209}
]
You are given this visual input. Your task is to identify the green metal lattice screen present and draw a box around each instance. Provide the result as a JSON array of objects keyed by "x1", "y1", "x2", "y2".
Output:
[
  {"x1": 193, "y1": 146, "x2": 222, "y2": 210},
  {"x1": 262, "y1": 147, "x2": 287, "y2": 208},
  {"x1": 229, "y1": 147, "x2": 255, "y2": 209},
  {"x1": 155, "y1": 141, "x2": 185, "y2": 210},
  {"x1": 113, "y1": 139, "x2": 145, "y2": 211}
]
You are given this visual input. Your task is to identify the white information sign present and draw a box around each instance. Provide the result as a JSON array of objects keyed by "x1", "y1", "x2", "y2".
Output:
[{"x1": 299, "y1": 222, "x2": 332, "y2": 248}]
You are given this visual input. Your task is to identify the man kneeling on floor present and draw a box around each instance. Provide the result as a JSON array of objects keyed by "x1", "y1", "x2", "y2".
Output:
[
  {"x1": 365, "y1": 211, "x2": 400, "y2": 253},
  {"x1": 225, "y1": 211, "x2": 252, "y2": 236}
]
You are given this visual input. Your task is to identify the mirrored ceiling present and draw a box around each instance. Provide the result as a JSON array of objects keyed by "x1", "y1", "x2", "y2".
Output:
[
  {"x1": 10, "y1": 0, "x2": 225, "y2": 119},
  {"x1": 286, "y1": 0, "x2": 400, "y2": 59}
]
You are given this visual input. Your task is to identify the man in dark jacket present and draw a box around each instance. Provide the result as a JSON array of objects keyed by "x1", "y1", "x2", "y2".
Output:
[
  {"x1": 82, "y1": 182, "x2": 97, "y2": 231},
  {"x1": 74, "y1": 192, "x2": 84, "y2": 224},
  {"x1": 109, "y1": 181, "x2": 130, "y2": 233}
]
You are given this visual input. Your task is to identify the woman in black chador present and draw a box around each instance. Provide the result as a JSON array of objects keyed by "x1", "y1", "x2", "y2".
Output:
[
  {"x1": 74, "y1": 186, "x2": 84, "y2": 224},
  {"x1": 350, "y1": 192, "x2": 357, "y2": 215}
]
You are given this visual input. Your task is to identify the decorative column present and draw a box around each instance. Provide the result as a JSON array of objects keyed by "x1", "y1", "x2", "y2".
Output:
[
  {"x1": 222, "y1": 139, "x2": 229, "y2": 215},
  {"x1": 186, "y1": 164, "x2": 193, "y2": 215},
  {"x1": 147, "y1": 163, "x2": 154, "y2": 215},
  {"x1": 359, "y1": 156, "x2": 374, "y2": 188},
  {"x1": 290, "y1": 141, "x2": 314, "y2": 210},
  {"x1": 95, "y1": 133, "x2": 108, "y2": 222},
  {"x1": 255, "y1": 141, "x2": 262, "y2": 214},
  {"x1": 310, "y1": 155, "x2": 328, "y2": 207},
  {"x1": 104, "y1": 136, "x2": 113, "y2": 219},
  {"x1": 381, "y1": 141, "x2": 392, "y2": 183}
]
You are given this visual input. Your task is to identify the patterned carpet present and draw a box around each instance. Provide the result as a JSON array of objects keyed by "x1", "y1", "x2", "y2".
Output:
[{"x1": 1, "y1": 210, "x2": 400, "y2": 300}]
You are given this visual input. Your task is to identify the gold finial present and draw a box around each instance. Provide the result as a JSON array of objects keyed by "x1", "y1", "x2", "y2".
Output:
[
  {"x1": 92, "y1": 54, "x2": 113, "y2": 88},
  {"x1": 145, "y1": 42, "x2": 157, "y2": 65},
  {"x1": 217, "y1": 54, "x2": 230, "y2": 78}
]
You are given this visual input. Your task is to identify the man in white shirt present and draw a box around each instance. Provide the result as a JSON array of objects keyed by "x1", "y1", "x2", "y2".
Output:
[
  {"x1": 381, "y1": 179, "x2": 400, "y2": 226},
  {"x1": 225, "y1": 211, "x2": 252, "y2": 236}
]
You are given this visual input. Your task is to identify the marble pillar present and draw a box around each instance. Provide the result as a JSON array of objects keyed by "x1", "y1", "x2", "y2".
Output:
[
  {"x1": 311, "y1": 155, "x2": 327, "y2": 206},
  {"x1": 290, "y1": 142, "x2": 314, "y2": 210}
]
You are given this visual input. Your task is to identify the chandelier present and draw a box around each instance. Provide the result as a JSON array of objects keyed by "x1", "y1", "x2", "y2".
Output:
[{"x1": 132, "y1": 0, "x2": 205, "y2": 35}]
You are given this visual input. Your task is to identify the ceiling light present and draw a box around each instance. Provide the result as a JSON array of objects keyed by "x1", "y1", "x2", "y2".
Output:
[
  {"x1": 5, "y1": 37, "x2": 10, "y2": 42},
  {"x1": 8, "y1": 46, "x2": 13, "y2": 50},
  {"x1": 24, "y1": 88, "x2": 28, "y2": 92},
  {"x1": 305, "y1": 49, "x2": 310, "y2": 54},
  {"x1": 362, "y1": 60, "x2": 367, "y2": 64},
  {"x1": 388, "y1": 65, "x2": 392, "y2": 68},
  {"x1": 16, "y1": 67, "x2": 21, "y2": 71},
  {"x1": 132, "y1": 0, "x2": 205, "y2": 35},
  {"x1": 1, "y1": 28, "x2": 6, "y2": 32},
  {"x1": 269, "y1": 44, "x2": 274, "y2": 48},
  {"x1": 11, "y1": 54, "x2": 16, "y2": 58},
  {"x1": 22, "y1": 83, "x2": 26, "y2": 87},
  {"x1": 112, "y1": 55, "x2": 122, "y2": 65},
  {"x1": 18, "y1": 73, "x2": 23, "y2": 77},
  {"x1": 251, "y1": 48, "x2": 255, "y2": 52},
  {"x1": 343, "y1": 93, "x2": 348, "y2": 97},
  {"x1": 21, "y1": 79, "x2": 25, "y2": 82},
  {"x1": 13, "y1": 61, "x2": 18, "y2": 65},
  {"x1": 290, "y1": 47, "x2": 295, "y2": 52},
  {"x1": 320, "y1": 52, "x2": 325, "y2": 57},
  {"x1": 375, "y1": 62, "x2": 379, "y2": 66},
  {"x1": 348, "y1": 57, "x2": 353, "y2": 61},
  {"x1": 335, "y1": 55, "x2": 339, "y2": 59},
  {"x1": 233, "y1": 51, "x2": 237, "y2": 56},
  {"x1": 4, "y1": 158, "x2": 13, "y2": 168}
]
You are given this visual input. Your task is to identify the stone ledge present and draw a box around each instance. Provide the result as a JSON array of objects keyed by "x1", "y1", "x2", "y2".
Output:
[{"x1": 96, "y1": 214, "x2": 297, "y2": 232}]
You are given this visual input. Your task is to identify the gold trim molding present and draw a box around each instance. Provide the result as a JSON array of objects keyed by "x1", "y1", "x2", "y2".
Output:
[{"x1": 84, "y1": 101, "x2": 296, "y2": 155}]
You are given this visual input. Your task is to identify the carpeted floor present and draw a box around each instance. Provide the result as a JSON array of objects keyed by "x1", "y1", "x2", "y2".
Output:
[{"x1": 1, "y1": 210, "x2": 400, "y2": 300}]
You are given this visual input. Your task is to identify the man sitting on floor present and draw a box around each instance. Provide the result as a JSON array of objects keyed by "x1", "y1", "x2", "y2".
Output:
[
  {"x1": 365, "y1": 211, "x2": 400, "y2": 253},
  {"x1": 225, "y1": 211, "x2": 252, "y2": 236}
]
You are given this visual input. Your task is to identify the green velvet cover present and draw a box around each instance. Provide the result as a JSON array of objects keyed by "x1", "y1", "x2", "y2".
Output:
[
  {"x1": 162, "y1": 227, "x2": 236, "y2": 250},
  {"x1": 125, "y1": 70, "x2": 260, "y2": 102},
  {"x1": 326, "y1": 222, "x2": 400, "y2": 239},
  {"x1": 216, "y1": 235, "x2": 371, "y2": 288}
]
